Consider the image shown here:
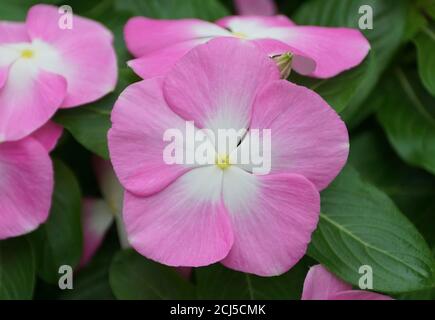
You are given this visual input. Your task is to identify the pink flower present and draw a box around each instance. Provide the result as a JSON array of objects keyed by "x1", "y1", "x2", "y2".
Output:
[
  {"x1": 79, "y1": 198, "x2": 114, "y2": 268},
  {"x1": 0, "y1": 122, "x2": 62, "y2": 239},
  {"x1": 0, "y1": 4, "x2": 117, "y2": 142},
  {"x1": 125, "y1": 14, "x2": 370, "y2": 80},
  {"x1": 108, "y1": 38, "x2": 349, "y2": 276},
  {"x1": 234, "y1": 0, "x2": 277, "y2": 16},
  {"x1": 302, "y1": 265, "x2": 393, "y2": 300}
]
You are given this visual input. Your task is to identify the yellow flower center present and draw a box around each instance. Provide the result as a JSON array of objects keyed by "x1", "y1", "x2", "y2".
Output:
[
  {"x1": 232, "y1": 31, "x2": 247, "y2": 39},
  {"x1": 216, "y1": 154, "x2": 231, "y2": 170},
  {"x1": 21, "y1": 49, "x2": 34, "y2": 59}
]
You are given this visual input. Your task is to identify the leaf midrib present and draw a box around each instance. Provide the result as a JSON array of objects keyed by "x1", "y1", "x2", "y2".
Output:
[{"x1": 319, "y1": 213, "x2": 430, "y2": 279}]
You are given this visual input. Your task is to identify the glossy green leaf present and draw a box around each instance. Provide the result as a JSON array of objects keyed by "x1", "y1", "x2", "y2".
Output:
[
  {"x1": 289, "y1": 54, "x2": 372, "y2": 113},
  {"x1": 349, "y1": 129, "x2": 435, "y2": 250},
  {"x1": 414, "y1": 27, "x2": 435, "y2": 96},
  {"x1": 196, "y1": 259, "x2": 311, "y2": 300},
  {"x1": 309, "y1": 165, "x2": 435, "y2": 293},
  {"x1": 293, "y1": 0, "x2": 407, "y2": 126},
  {"x1": 55, "y1": 69, "x2": 138, "y2": 159},
  {"x1": 109, "y1": 249, "x2": 195, "y2": 299},
  {"x1": 0, "y1": 237, "x2": 36, "y2": 300},
  {"x1": 31, "y1": 160, "x2": 82, "y2": 284},
  {"x1": 377, "y1": 69, "x2": 435, "y2": 175},
  {"x1": 115, "y1": 0, "x2": 229, "y2": 20}
]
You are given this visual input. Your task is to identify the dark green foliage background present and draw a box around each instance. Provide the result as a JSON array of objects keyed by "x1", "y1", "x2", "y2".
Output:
[{"x1": 0, "y1": 0, "x2": 434, "y2": 300}]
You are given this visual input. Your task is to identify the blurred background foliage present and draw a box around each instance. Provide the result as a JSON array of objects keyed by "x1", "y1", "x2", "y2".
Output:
[{"x1": 0, "y1": 0, "x2": 434, "y2": 300}]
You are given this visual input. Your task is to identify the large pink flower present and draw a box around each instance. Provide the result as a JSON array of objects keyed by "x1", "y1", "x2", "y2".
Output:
[
  {"x1": 125, "y1": 14, "x2": 370, "y2": 80},
  {"x1": 0, "y1": 4, "x2": 117, "y2": 142},
  {"x1": 109, "y1": 38, "x2": 349, "y2": 276},
  {"x1": 302, "y1": 265, "x2": 393, "y2": 300},
  {"x1": 0, "y1": 121, "x2": 62, "y2": 239}
]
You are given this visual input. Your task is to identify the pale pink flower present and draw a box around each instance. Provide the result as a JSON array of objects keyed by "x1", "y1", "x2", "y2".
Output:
[
  {"x1": 0, "y1": 4, "x2": 117, "y2": 142},
  {"x1": 108, "y1": 38, "x2": 349, "y2": 276},
  {"x1": 124, "y1": 14, "x2": 369, "y2": 80},
  {"x1": 302, "y1": 265, "x2": 393, "y2": 300},
  {"x1": 0, "y1": 122, "x2": 62, "y2": 239}
]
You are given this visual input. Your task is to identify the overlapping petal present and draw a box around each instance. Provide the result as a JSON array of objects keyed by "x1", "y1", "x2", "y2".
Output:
[
  {"x1": 30, "y1": 121, "x2": 63, "y2": 152},
  {"x1": 0, "y1": 137, "x2": 53, "y2": 239},
  {"x1": 221, "y1": 168, "x2": 320, "y2": 276},
  {"x1": 302, "y1": 265, "x2": 393, "y2": 300},
  {"x1": 163, "y1": 37, "x2": 280, "y2": 137},
  {"x1": 238, "y1": 80, "x2": 349, "y2": 190},
  {"x1": 25, "y1": 4, "x2": 117, "y2": 108},
  {"x1": 0, "y1": 61, "x2": 67, "y2": 141},
  {"x1": 124, "y1": 166, "x2": 233, "y2": 267},
  {"x1": 233, "y1": 0, "x2": 277, "y2": 16}
]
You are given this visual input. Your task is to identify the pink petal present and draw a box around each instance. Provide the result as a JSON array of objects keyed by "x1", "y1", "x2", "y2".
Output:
[
  {"x1": 30, "y1": 121, "x2": 63, "y2": 152},
  {"x1": 0, "y1": 22, "x2": 29, "y2": 43},
  {"x1": 271, "y1": 26, "x2": 371, "y2": 78},
  {"x1": 221, "y1": 168, "x2": 320, "y2": 276},
  {"x1": 163, "y1": 37, "x2": 280, "y2": 135},
  {"x1": 127, "y1": 38, "x2": 209, "y2": 79},
  {"x1": 79, "y1": 198, "x2": 114, "y2": 268},
  {"x1": 123, "y1": 166, "x2": 233, "y2": 267},
  {"x1": 109, "y1": 78, "x2": 209, "y2": 197},
  {"x1": 124, "y1": 17, "x2": 229, "y2": 57},
  {"x1": 301, "y1": 265, "x2": 352, "y2": 300},
  {"x1": 233, "y1": 0, "x2": 277, "y2": 16},
  {"x1": 0, "y1": 66, "x2": 8, "y2": 89},
  {"x1": 0, "y1": 60, "x2": 67, "y2": 142},
  {"x1": 0, "y1": 137, "x2": 53, "y2": 239},
  {"x1": 216, "y1": 15, "x2": 295, "y2": 30},
  {"x1": 246, "y1": 80, "x2": 349, "y2": 190},
  {"x1": 25, "y1": 4, "x2": 117, "y2": 108},
  {"x1": 330, "y1": 290, "x2": 393, "y2": 300}
]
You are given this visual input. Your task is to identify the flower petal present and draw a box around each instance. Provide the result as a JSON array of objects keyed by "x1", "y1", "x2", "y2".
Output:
[
  {"x1": 233, "y1": 0, "x2": 277, "y2": 16},
  {"x1": 128, "y1": 39, "x2": 209, "y2": 79},
  {"x1": 301, "y1": 265, "x2": 352, "y2": 300},
  {"x1": 123, "y1": 166, "x2": 233, "y2": 267},
  {"x1": 124, "y1": 16, "x2": 229, "y2": 57},
  {"x1": 221, "y1": 167, "x2": 320, "y2": 276},
  {"x1": 25, "y1": 4, "x2": 117, "y2": 108},
  {"x1": 216, "y1": 15, "x2": 295, "y2": 30},
  {"x1": 266, "y1": 26, "x2": 371, "y2": 78},
  {"x1": 0, "y1": 21, "x2": 29, "y2": 43},
  {"x1": 0, "y1": 137, "x2": 53, "y2": 239},
  {"x1": 0, "y1": 59, "x2": 67, "y2": 142},
  {"x1": 109, "y1": 78, "x2": 214, "y2": 197},
  {"x1": 79, "y1": 198, "x2": 114, "y2": 268},
  {"x1": 30, "y1": 121, "x2": 63, "y2": 152},
  {"x1": 241, "y1": 80, "x2": 349, "y2": 190},
  {"x1": 163, "y1": 37, "x2": 280, "y2": 136}
]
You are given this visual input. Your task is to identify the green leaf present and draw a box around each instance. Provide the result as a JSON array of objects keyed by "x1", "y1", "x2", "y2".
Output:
[
  {"x1": 31, "y1": 160, "x2": 83, "y2": 284},
  {"x1": 293, "y1": 0, "x2": 407, "y2": 127},
  {"x1": 0, "y1": 237, "x2": 36, "y2": 300},
  {"x1": 377, "y1": 68, "x2": 435, "y2": 175},
  {"x1": 349, "y1": 129, "x2": 435, "y2": 250},
  {"x1": 402, "y1": 4, "x2": 427, "y2": 43},
  {"x1": 0, "y1": 0, "x2": 58, "y2": 20},
  {"x1": 109, "y1": 249, "x2": 195, "y2": 299},
  {"x1": 115, "y1": 0, "x2": 229, "y2": 20},
  {"x1": 309, "y1": 165, "x2": 435, "y2": 293},
  {"x1": 60, "y1": 231, "x2": 118, "y2": 300},
  {"x1": 414, "y1": 27, "x2": 435, "y2": 96},
  {"x1": 289, "y1": 54, "x2": 372, "y2": 113},
  {"x1": 55, "y1": 68, "x2": 139, "y2": 159},
  {"x1": 196, "y1": 259, "x2": 311, "y2": 300}
]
